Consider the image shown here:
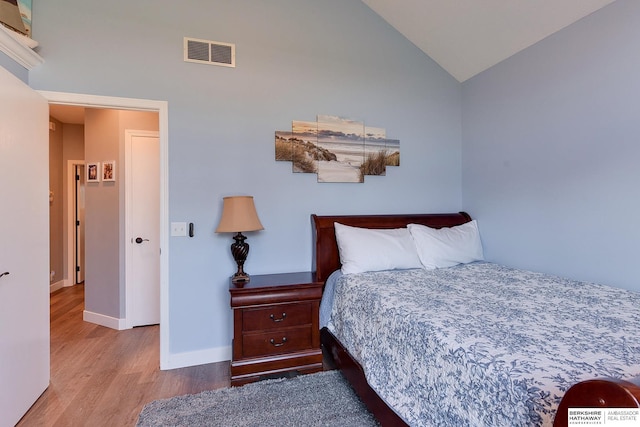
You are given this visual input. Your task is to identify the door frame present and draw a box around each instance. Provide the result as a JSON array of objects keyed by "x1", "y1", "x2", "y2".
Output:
[
  {"x1": 124, "y1": 129, "x2": 160, "y2": 329},
  {"x1": 39, "y1": 91, "x2": 171, "y2": 370},
  {"x1": 66, "y1": 160, "x2": 84, "y2": 288}
]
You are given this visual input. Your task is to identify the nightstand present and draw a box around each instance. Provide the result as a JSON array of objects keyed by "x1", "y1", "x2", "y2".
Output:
[{"x1": 229, "y1": 272, "x2": 323, "y2": 386}]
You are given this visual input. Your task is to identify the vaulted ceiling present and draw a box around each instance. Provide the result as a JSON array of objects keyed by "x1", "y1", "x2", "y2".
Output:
[{"x1": 362, "y1": 0, "x2": 617, "y2": 82}]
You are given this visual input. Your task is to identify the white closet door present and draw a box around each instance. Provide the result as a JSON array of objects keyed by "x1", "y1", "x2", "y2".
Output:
[
  {"x1": 126, "y1": 131, "x2": 160, "y2": 327},
  {"x1": 0, "y1": 66, "x2": 50, "y2": 427}
]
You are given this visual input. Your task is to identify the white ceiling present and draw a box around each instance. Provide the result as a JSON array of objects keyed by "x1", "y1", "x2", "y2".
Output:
[{"x1": 362, "y1": 0, "x2": 617, "y2": 82}]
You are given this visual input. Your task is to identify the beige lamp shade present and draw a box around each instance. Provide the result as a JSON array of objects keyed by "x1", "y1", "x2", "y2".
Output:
[{"x1": 215, "y1": 196, "x2": 264, "y2": 233}]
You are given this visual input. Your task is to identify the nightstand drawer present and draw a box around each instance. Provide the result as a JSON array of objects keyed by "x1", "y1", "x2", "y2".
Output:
[
  {"x1": 242, "y1": 302, "x2": 312, "y2": 332},
  {"x1": 242, "y1": 327, "x2": 312, "y2": 358}
]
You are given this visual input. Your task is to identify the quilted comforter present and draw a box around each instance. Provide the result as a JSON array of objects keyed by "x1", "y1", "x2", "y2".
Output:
[{"x1": 324, "y1": 262, "x2": 640, "y2": 426}]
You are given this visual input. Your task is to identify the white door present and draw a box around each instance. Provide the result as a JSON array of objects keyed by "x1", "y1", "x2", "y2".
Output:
[
  {"x1": 125, "y1": 131, "x2": 160, "y2": 327},
  {"x1": 0, "y1": 68, "x2": 50, "y2": 426}
]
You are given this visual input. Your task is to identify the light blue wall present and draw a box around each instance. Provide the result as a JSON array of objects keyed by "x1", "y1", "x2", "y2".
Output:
[
  {"x1": 0, "y1": 51, "x2": 27, "y2": 82},
  {"x1": 29, "y1": 0, "x2": 462, "y2": 358},
  {"x1": 462, "y1": 0, "x2": 640, "y2": 291}
]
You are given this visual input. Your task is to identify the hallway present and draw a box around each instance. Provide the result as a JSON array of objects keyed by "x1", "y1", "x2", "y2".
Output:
[{"x1": 18, "y1": 285, "x2": 229, "y2": 426}]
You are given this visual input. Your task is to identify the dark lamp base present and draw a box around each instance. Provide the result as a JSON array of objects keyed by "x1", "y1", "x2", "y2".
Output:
[
  {"x1": 230, "y1": 232, "x2": 251, "y2": 286},
  {"x1": 232, "y1": 273, "x2": 250, "y2": 285}
]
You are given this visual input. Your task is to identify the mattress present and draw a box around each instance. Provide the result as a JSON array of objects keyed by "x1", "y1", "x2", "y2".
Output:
[{"x1": 322, "y1": 262, "x2": 640, "y2": 426}]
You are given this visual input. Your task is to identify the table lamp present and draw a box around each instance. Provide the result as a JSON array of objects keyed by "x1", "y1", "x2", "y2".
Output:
[{"x1": 215, "y1": 196, "x2": 264, "y2": 283}]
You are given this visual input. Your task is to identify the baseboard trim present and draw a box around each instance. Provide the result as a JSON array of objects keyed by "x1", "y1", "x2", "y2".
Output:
[
  {"x1": 49, "y1": 280, "x2": 65, "y2": 293},
  {"x1": 83, "y1": 310, "x2": 127, "y2": 330},
  {"x1": 163, "y1": 345, "x2": 232, "y2": 370}
]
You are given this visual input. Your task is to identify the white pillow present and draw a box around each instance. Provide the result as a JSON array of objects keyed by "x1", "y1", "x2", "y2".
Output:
[
  {"x1": 334, "y1": 222, "x2": 422, "y2": 275},
  {"x1": 407, "y1": 220, "x2": 484, "y2": 270}
]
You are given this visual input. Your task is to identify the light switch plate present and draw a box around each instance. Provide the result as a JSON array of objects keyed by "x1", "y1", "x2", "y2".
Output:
[{"x1": 171, "y1": 222, "x2": 187, "y2": 236}]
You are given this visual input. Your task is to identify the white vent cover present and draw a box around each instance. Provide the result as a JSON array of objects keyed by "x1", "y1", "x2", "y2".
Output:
[{"x1": 184, "y1": 37, "x2": 235, "y2": 68}]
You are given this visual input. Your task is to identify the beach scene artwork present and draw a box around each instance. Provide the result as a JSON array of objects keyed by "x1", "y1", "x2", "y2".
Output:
[
  {"x1": 274, "y1": 115, "x2": 400, "y2": 183},
  {"x1": 291, "y1": 121, "x2": 319, "y2": 174},
  {"x1": 0, "y1": 0, "x2": 30, "y2": 36},
  {"x1": 18, "y1": 0, "x2": 30, "y2": 36},
  {"x1": 363, "y1": 126, "x2": 401, "y2": 176},
  {"x1": 275, "y1": 131, "x2": 293, "y2": 162}
]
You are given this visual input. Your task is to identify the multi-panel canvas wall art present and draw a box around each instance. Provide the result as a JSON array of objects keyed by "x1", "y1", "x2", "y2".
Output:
[
  {"x1": 275, "y1": 115, "x2": 400, "y2": 183},
  {"x1": 0, "y1": 0, "x2": 31, "y2": 36},
  {"x1": 17, "y1": 0, "x2": 30, "y2": 36}
]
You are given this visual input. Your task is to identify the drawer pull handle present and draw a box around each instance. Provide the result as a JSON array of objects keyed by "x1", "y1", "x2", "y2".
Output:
[
  {"x1": 269, "y1": 313, "x2": 287, "y2": 322},
  {"x1": 270, "y1": 337, "x2": 287, "y2": 347}
]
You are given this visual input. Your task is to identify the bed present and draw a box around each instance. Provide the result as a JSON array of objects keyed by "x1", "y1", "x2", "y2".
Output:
[{"x1": 311, "y1": 213, "x2": 640, "y2": 427}]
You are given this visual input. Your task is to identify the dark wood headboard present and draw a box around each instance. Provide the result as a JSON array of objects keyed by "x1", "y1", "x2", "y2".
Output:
[{"x1": 311, "y1": 212, "x2": 472, "y2": 283}]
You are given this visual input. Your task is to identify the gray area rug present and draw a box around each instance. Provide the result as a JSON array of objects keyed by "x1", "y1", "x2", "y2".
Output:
[{"x1": 136, "y1": 370, "x2": 379, "y2": 426}]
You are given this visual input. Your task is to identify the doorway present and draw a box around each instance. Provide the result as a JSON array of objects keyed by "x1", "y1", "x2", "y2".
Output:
[
  {"x1": 64, "y1": 159, "x2": 86, "y2": 289},
  {"x1": 52, "y1": 108, "x2": 159, "y2": 329},
  {"x1": 74, "y1": 164, "x2": 85, "y2": 284},
  {"x1": 41, "y1": 91, "x2": 170, "y2": 369},
  {"x1": 64, "y1": 160, "x2": 85, "y2": 286}
]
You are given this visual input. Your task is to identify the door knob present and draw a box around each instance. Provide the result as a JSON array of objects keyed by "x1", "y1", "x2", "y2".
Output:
[
  {"x1": 0, "y1": 272, "x2": 9, "y2": 279},
  {"x1": 135, "y1": 237, "x2": 149, "y2": 244}
]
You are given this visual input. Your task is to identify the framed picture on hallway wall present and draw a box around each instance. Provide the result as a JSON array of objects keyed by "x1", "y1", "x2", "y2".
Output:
[
  {"x1": 102, "y1": 161, "x2": 115, "y2": 182},
  {"x1": 87, "y1": 162, "x2": 100, "y2": 182}
]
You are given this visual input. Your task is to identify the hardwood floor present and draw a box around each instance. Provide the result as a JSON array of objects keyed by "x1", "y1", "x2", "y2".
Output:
[{"x1": 18, "y1": 285, "x2": 230, "y2": 426}]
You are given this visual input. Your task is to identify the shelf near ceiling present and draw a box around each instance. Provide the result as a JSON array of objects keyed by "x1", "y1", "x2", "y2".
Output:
[{"x1": 0, "y1": 24, "x2": 43, "y2": 69}]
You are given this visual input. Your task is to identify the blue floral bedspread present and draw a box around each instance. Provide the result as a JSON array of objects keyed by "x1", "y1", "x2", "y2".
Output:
[{"x1": 326, "y1": 262, "x2": 640, "y2": 426}]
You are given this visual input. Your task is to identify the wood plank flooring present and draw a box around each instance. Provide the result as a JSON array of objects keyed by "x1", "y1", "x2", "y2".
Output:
[{"x1": 17, "y1": 285, "x2": 230, "y2": 426}]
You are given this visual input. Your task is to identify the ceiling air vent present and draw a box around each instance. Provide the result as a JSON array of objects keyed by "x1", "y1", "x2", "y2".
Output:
[{"x1": 184, "y1": 37, "x2": 235, "y2": 68}]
